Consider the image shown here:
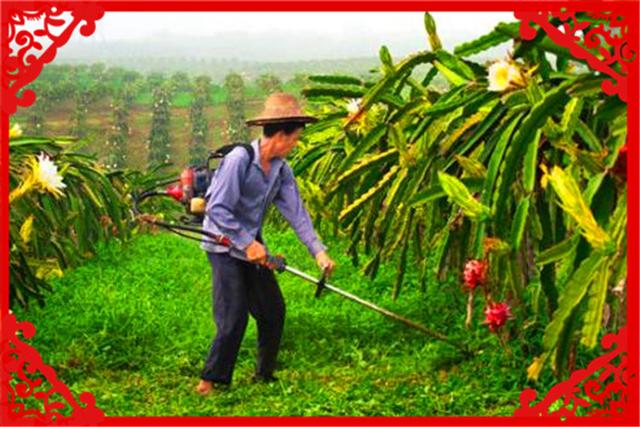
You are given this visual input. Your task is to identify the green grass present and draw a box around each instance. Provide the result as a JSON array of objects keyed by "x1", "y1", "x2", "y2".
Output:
[
  {"x1": 13, "y1": 225, "x2": 559, "y2": 416},
  {"x1": 134, "y1": 90, "x2": 153, "y2": 106},
  {"x1": 210, "y1": 85, "x2": 227, "y2": 104},
  {"x1": 172, "y1": 91, "x2": 193, "y2": 108}
]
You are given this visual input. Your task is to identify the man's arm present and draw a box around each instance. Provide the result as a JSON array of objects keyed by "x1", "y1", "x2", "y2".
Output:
[
  {"x1": 205, "y1": 151, "x2": 254, "y2": 252},
  {"x1": 273, "y1": 163, "x2": 327, "y2": 258}
]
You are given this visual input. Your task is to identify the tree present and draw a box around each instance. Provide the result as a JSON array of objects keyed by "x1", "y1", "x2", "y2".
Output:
[
  {"x1": 257, "y1": 73, "x2": 282, "y2": 95},
  {"x1": 224, "y1": 72, "x2": 249, "y2": 143},
  {"x1": 25, "y1": 81, "x2": 49, "y2": 134},
  {"x1": 189, "y1": 75, "x2": 212, "y2": 164},
  {"x1": 147, "y1": 82, "x2": 173, "y2": 168},
  {"x1": 69, "y1": 87, "x2": 91, "y2": 139},
  {"x1": 105, "y1": 67, "x2": 143, "y2": 169},
  {"x1": 169, "y1": 71, "x2": 191, "y2": 93},
  {"x1": 69, "y1": 64, "x2": 110, "y2": 139}
]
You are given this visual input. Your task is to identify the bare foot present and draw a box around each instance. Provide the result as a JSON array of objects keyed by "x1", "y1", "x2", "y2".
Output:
[{"x1": 196, "y1": 380, "x2": 215, "y2": 395}]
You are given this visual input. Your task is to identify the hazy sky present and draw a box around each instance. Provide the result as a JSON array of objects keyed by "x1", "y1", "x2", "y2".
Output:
[
  {"x1": 91, "y1": 12, "x2": 514, "y2": 41},
  {"x1": 56, "y1": 12, "x2": 516, "y2": 62},
  {"x1": 69, "y1": 12, "x2": 515, "y2": 60}
]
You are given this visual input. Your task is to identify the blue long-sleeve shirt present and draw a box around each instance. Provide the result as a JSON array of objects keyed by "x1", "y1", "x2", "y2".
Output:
[{"x1": 201, "y1": 139, "x2": 326, "y2": 258}]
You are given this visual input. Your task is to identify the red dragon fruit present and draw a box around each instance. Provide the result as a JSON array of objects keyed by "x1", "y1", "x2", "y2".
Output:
[
  {"x1": 484, "y1": 301, "x2": 512, "y2": 332},
  {"x1": 463, "y1": 259, "x2": 487, "y2": 291}
]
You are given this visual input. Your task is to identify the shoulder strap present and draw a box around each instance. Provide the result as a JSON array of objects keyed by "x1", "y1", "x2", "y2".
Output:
[
  {"x1": 239, "y1": 144, "x2": 255, "y2": 167},
  {"x1": 212, "y1": 143, "x2": 255, "y2": 174}
]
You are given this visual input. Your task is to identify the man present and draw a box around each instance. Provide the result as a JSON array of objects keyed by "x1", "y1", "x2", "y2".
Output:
[{"x1": 197, "y1": 93, "x2": 336, "y2": 394}]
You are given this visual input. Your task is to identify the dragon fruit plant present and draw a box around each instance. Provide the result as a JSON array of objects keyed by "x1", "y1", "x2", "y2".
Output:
[{"x1": 295, "y1": 12, "x2": 627, "y2": 379}]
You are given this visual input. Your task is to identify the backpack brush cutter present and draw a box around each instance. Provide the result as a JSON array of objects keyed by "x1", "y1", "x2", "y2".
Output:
[{"x1": 132, "y1": 145, "x2": 472, "y2": 357}]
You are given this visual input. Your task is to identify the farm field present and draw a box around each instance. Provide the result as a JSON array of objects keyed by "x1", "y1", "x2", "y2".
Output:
[
  {"x1": 13, "y1": 226, "x2": 565, "y2": 416},
  {"x1": 12, "y1": 85, "x2": 270, "y2": 171}
]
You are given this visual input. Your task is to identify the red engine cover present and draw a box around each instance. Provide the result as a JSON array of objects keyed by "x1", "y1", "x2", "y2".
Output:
[{"x1": 166, "y1": 184, "x2": 184, "y2": 202}]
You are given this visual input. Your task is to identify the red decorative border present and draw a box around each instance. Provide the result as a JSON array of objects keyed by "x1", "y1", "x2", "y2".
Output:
[
  {"x1": 0, "y1": 313, "x2": 105, "y2": 425},
  {"x1": 1, "y1": 1, "x2": 105, "y2": 115},
  {"x1": 0, "y1": 1, "x2": 638, "y2": 426},
  {"x1": 1, "y1": 2, "x2": 108, "y2": 425},
  {"x1": 515, "y1": 8, "x2": 637, "y2": 102},
  {"x1": 516, "y1": 327, "x2": 637, "y2": 418},
  {"x1": 513, "y1": 3, "x2": 638, "y2": 420}
]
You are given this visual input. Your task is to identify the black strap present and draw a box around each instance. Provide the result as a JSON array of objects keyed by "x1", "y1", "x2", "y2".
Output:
[{"x1": 212, "y1": 143, "x2": 254, "y2": 174}]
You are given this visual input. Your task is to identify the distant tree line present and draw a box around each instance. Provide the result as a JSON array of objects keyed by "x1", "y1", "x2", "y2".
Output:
[{"x1": 16, "y1": 64, "x2": 306, "y2": 171}]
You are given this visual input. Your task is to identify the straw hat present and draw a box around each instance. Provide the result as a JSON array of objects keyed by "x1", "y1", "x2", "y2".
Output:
[{"x1": 246, "y1": 92, "x2": 317, "y2": 126}]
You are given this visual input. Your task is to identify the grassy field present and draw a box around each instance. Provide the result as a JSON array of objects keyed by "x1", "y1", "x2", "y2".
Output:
[{"x1": 13, "y1": 225, "x2": 558, "y2": 416}]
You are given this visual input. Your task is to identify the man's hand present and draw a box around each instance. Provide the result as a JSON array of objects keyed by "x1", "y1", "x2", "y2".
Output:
[
  {"x1": 245, "y1": 240, "x2": 267, "y2": 264},
  {"x1": 315, "y1": 251, "x2": 336, "y2": 277}
]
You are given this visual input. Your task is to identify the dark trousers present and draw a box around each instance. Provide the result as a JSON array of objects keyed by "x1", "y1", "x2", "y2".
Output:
[{"x1": 201, "y1": 251, "x2": 285, "y2": 384}]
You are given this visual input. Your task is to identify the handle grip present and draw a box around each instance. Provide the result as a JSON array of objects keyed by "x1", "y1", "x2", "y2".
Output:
[
  {"x1": 203, "y1": 230, "x2": 286, "y2": 272},
  {"x1": 264, "y1": 254, "x2": 287, "y2": 272},
  {"x1": 314, "y1": 273, "x2": 327, "y2": 298}
]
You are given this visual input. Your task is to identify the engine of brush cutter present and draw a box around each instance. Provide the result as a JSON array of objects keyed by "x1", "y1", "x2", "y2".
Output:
[
  {"x1": 164, "y1": 166, "x2": 211, "y2": 220},
  {"x1": 162, "y1": 144, "x2": 254, "y2": 222}
]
